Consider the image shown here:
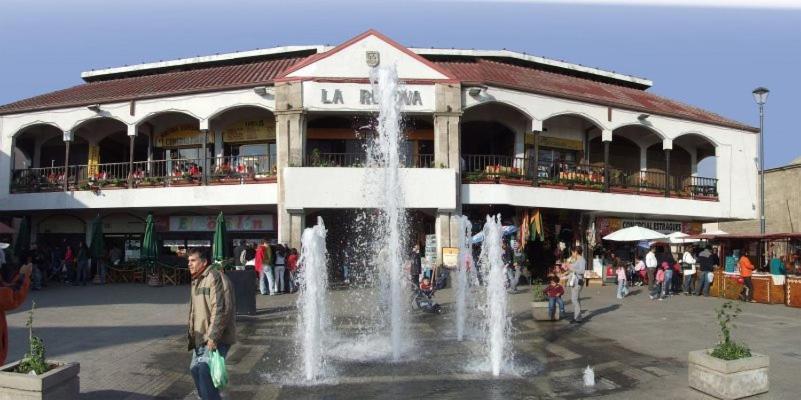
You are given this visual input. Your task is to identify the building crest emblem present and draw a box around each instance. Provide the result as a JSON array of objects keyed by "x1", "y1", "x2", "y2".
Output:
[{"x1": 366, "y1": 51, "x2": 380, "y2": 67}]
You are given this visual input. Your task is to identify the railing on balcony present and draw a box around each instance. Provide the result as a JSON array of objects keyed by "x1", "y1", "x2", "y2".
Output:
[
  {"x1": 10, "y1": 155, "x2": 277, "y2": 193},
  {"x1": 302, "y1": 152, "x2": 435, "y2": 168},
  {"x1": 460, "y1": 154, "x2": 718, "y2": 199}
]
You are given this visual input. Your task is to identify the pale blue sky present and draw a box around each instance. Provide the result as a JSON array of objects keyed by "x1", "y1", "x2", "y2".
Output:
[{"x1": 1, "y1": 0, "x2": 799, "y2": 172}]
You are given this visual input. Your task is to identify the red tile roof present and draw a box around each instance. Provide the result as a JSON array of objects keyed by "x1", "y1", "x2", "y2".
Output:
[
  {"x1": 432, "y1": 58, "x2": 757, "y2": 132},
  {"x1": 0, "y1": 57, "x2": 304, "y2": 115},
  {"x1": 0, "y1": 53, "x2": 756, "y2": 133}
]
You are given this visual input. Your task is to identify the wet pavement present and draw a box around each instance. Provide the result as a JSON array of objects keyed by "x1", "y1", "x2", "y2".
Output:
[{"x1": 8, "y1": 282, "x2": 799, "y2": 399}]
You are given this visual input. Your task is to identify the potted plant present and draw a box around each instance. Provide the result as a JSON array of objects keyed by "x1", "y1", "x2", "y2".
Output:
[
  {"x1": 688, "y1": 301, "x2": 769, "y2": 399},
  {"x1": 0, "y1": 302, "x2": 79, "y2": 399},
  {"x1": 530, "y1": 282, "x2": 554, "y2": 321}
]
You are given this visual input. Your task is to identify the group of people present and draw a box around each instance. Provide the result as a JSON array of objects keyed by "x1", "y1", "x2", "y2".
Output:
[
  {"x1": 9, "y1": 240, "x2": 123, "y2": 290},
  {"x1": 232, "y1": 240, "x2": 298, "y2": 295}
]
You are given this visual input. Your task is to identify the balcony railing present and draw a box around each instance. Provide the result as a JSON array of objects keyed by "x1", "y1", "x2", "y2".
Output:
[
  {"x1": 10, "y1": 155, "x2": 277, "y2": 193},
  {"x1": 302, "y1": 152, "x2": 435, "y2": 168},
  {"x1": 461, "y1": 154, "x2": 718, "y2": 199}
]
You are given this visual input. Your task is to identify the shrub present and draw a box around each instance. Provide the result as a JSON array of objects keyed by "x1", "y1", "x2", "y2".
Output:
[
  {"x1": 531, "y1": 282, "x2": 548, "y2": 302},
  {"x1": 16, "y1": 302, "x2": 50, "y2": 375},
  {"x1": 709, "y1": 301, "x2": 752, "y2": 360}
]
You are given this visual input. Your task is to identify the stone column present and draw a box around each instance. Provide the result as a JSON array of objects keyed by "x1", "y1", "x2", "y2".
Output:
[
  {"x1": 127, "y1": 125, "x2": 136, "y2": 188},
  {"x1": 664, "y1": 149, "x2": 671, "y2": 197},
  {"x1": 603, "y1": 140, "x2": 610, "y2": 192},
  {"x1": 275, "y1": 81, "x2": 306, "y2": 246},
  {"x1": 63, "y1": 130, "x2": 72, "y2": 191},
  {"x1": 434, "y1": 83, "x2": 462, "y2": 257},
  {"x1": 286, "y1": 208, "x2": 305, "y2": 249}
]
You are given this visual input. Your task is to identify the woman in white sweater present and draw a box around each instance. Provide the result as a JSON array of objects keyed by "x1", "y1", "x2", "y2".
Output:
[{"x1": 681, "y1": 247, "x2": 697, "y2": 295}]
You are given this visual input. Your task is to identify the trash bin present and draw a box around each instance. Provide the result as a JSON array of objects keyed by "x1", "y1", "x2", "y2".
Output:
[{"x1": 225, "y1": 269, "x2": 256, "y2": 315}]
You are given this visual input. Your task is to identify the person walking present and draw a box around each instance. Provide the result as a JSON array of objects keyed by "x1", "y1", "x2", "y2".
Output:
[
  {"x1": 508, "y1": 241, "x2": 525, "y2": 292},
  {"x1": 410, "y1": 244, "x2": 422, "y2": 285},
  {"x1": 273, "y1": 245, "x2": 286, "y2": 294},
  {"x1": 254, "y1": 240, "x2": 273, "y2": 295},
  {"x1": 75, "y1": 242, "x2": 90, "y2": 286},
  {"x1": 187, "y1": 248, "x2": 236, "y2": 400},
  {"x1": 681, "y1": 247, "x2": 697, "y2": 295},
  {"x1": 0, "y1": 262, "x2": 32, "y2": 365},
  {"x1": 695, "y1": 246, "x2": 715, "y2": 296},
  {"x1": 615, "y1": 262, "x2": 628, "y2": 299},
  {"x1": 544, "y1": 276, "x2": 566, "y2": 320},
  {"x1": 286, "y1": 248, "x2": 299, "y2": 293},
  {"x1": 738, "y1": 250, "x2": 756, "y2": 302},
  {"x1": 63, "y1": 241, "x2": 75, "y2": 284},
  {"x1": 566, "y1": 247, "x2": 586, "y2": 323},
  {"x1": 645, "y1": 247, "x2": 658, "y2": 291}
]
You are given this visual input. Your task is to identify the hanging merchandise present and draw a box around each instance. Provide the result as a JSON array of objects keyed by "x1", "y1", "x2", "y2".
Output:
[{"x1": 529, "y1": 209, "x2": 544, "y2": 242}]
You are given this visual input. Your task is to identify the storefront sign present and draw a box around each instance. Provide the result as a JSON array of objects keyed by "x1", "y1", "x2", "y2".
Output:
[
  {"x1": 595, "y1": 217, "x2": 702, "y2": 238},
  {"x1": 156, "y1": 125, "x2": 212, "y2": 148},
  {"x1": 425, "y1": 234, "x2": 438, "y2": 266},
  {"x1": 441, "y1": 247, "x2": 459, "y2": 268},
  {"x1": 169, "y1": 215, "x2": 275, "y2": 232},
  {"x1": 304, "y1": 82, "x2": 434, "y2": 112},
  {"x1": 538, "y1": 136, "x2": 583, "y2": 151},
  {"x1": 222, "y1": 119, "x2": 275, "y2": 143}
]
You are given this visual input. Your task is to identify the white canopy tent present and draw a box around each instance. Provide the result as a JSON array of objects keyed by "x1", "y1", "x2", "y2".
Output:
[
  {"x1": 666, "y1": 231, "x2": 700, "y2": 244},
  {"x1": 603, "y1": 225, "x2": 667, "y2": 242}
]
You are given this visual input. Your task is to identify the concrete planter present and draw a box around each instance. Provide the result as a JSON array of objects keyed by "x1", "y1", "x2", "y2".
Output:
[
  {"x1": 0, "y1": 360, "x2": 79, "y2": 400},
  {"x1": 688, "y1": 350, "x2": 769, "y2": 399},
  {"x1": 531, "y1": 301, "x2": 559, "y2": 321}
]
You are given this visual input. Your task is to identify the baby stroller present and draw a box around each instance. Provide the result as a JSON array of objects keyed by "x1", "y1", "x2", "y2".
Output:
[{"x1": 410, "y1": 287, "x2": 442, "y2": 314}]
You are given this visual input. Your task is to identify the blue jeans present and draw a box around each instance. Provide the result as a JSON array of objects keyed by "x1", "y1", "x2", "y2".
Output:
[
  {"x1": 661, "y1": 270, "x2": 673, "y2": 297},
  {"x1": 696, "y1": 271, "x2": 710, "y2": 296},
  {"x1": 259, "y1": 267, "x2": 273, "y2": 295},
  {"x1": 274, "y1": 265, "x2": 285, "y2": 293},
  {"x1": 548, "y1": 297, "x2": 565, "y2": 319},
  {"x1": 682, "y1": 273, "x2": 695, "y2": 293},
  {"x1": 616, "y1": 279, "x2": 629, "y2": 298},
  {"x1": 190, "y1": 344, "x2": 229, "y2": 400},
  {"x1": 76, "y1": 260, "x2": 90, "y2": 285}
]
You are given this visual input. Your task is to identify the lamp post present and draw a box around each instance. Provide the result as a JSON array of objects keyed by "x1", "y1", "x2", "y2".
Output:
[{"x1": 752, "y1": 87, "x2": 769, "y2": 234}]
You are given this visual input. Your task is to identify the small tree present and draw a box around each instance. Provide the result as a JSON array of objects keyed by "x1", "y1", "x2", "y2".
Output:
[
  {"x1": 16, "y1": 301, "x2": 49, "y2": 375},
  {"x1": 710, "y1": 301, "x2": 752, "y2": 360}
]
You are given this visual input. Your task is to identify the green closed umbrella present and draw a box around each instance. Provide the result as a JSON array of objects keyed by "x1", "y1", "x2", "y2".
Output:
[
  {"x1": 212, "y1": 212, "x2": 228, "y2": 268},
  {"x1": 141, "y1": 214, "x2": 158, "y2": 276},
  {"x1": 89, "y1": 215, "x2": 105, "y2": 259},
  {"x1": 14, "y1": 216, "x2": 30, "y2": 260}
]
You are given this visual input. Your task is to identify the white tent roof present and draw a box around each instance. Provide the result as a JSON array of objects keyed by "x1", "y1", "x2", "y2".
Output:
[
  {"x1": 603, "y1": 226, "x2": 667, "y2": 242},
  {"x1": 666, "y1": 232, "x2": 700, "y2": 244}
]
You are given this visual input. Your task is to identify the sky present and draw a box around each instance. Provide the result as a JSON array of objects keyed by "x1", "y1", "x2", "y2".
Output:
[{"x1": 0, "y1": 0, "x2": 799, "y2": 172}]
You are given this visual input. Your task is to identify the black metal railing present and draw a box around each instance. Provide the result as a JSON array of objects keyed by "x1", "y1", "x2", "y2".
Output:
[
  {"x1": 302, "y1": 152, "x2": 435, "y2": 168},
  {"x1": 10, "y1": 155, "x2": 277, "y2": 193},
  {"x1": 460, "y1": 154, "x2": 718, "y2": 199}
]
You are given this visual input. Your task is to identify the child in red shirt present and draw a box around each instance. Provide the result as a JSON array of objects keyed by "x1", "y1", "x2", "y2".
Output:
[{"x1": 543, "y1": 276, "x2": 565, "y2": 320}]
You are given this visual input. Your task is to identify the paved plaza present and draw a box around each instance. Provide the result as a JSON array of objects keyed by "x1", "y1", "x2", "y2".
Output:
[{"x1": 6, "y1": 282, "x2": 801, "y2": 399}]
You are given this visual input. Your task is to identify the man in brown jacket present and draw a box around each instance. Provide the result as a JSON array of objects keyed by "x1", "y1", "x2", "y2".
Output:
[{"x1": 187, "y1": 248, "x2": 236, "y2": 400}]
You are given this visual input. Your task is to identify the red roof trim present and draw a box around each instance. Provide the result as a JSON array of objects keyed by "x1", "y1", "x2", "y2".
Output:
[{"x1": 274, "y1": 29, "x2": 458, "y2": 82}]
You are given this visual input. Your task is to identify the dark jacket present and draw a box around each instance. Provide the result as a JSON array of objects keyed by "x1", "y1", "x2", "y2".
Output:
[
  {"x1": 410, "y1": 251, "x2": 422, "y2": 275},
  {"x1": 697, "y1": 249, "x2": 715, "y2": 272}
]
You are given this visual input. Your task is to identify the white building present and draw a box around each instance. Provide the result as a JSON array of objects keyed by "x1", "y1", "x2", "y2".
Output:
[{"x1": 0, "y1": 30, "x2": 758, "y2": 266}]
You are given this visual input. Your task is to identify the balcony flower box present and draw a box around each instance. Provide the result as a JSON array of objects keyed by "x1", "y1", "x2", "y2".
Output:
[
  {"x1": 498, "y1": 177, "x2": 528, "y2": 186},
  {"x1": 537, "y1": 182, "x2": 568, "y2": 190},
  {"x1": 0, "y1": 360, "x2": 80, "y2": 400},
  {"x1": 572, "y1": 183, "x2": 604, "y2": 192},
  {"x1": 610, "y1": 187, "x2": 636, "y2": 195}
]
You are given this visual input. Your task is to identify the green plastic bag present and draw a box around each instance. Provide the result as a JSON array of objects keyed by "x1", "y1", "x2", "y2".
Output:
[{"x1": 208, "y1": 349, "x2": 228, "y2": 389}]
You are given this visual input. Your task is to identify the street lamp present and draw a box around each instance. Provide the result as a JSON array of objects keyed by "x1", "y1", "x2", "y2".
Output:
[{"x1": 752, "y1": 87, "x2": 769, "y2": 234}]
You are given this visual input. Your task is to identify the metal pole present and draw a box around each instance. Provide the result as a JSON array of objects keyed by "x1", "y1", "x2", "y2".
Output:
[{"x1": 759, "y1": 103, "x2": 765, "y2": 234}]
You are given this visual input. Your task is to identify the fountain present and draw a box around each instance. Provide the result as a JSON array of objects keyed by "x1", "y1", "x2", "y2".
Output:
[
  {"x1": 455, "y1": 215, "x2": 473, "y2": 341},
  {"x1": 364, "y1": 64, "x2": 409, "y2": 361},
  {"x1": 296, "y1": 217, "x2": 330, "y2": 381},
  {"x1": 479, "y1": 214, "x2": 510, "y2": 376}
]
